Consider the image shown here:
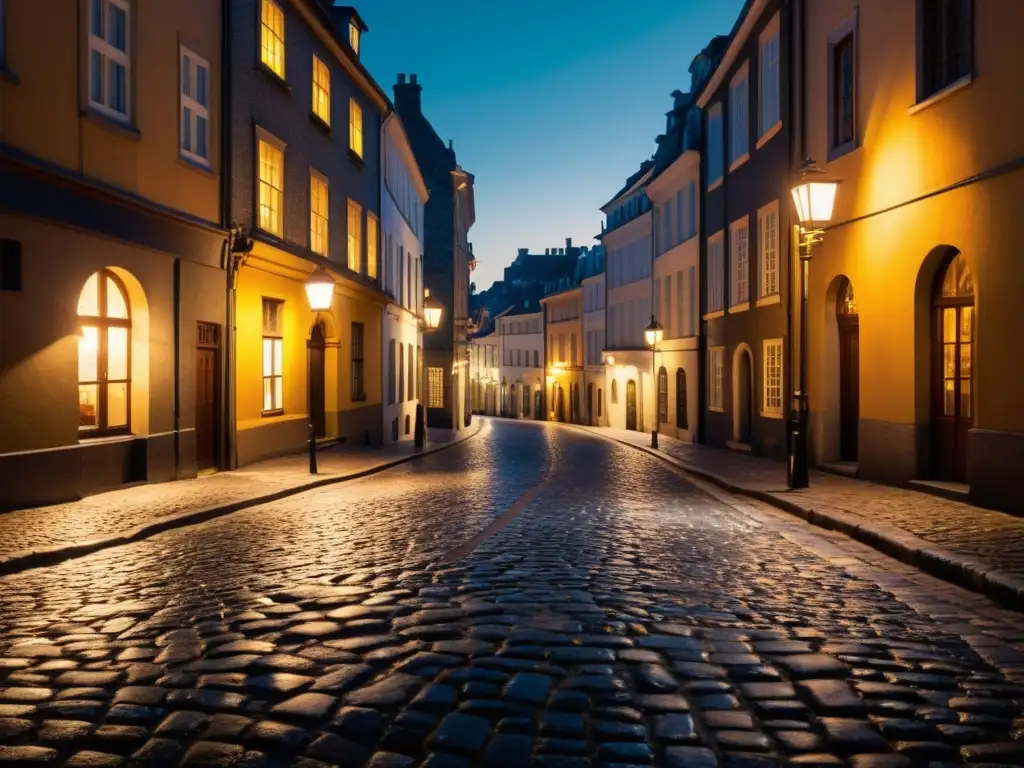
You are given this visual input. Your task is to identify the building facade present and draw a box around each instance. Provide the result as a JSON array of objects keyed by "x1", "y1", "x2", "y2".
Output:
[
  {"x1": 582, "y1": 267, "x2": 607, "y2": 427},
  {"x1": 498, "y1": 309, "x2": 543, "y2": 419},
  {"x1": 542, "y1": 287, "x2": 584, "y2": 423},
  {"x1": 394, "y1": 73, "x2": 475, "y2": 435},
  {"x1": 698, "y1": 0, "x2": 793, "y2": 459},
  {"x1": 601, "y1": 166, "x2": 655, "y2": 434},
  {"x1": 0, "y1": 0, "x2": 227, "y2": 508},
  {"x1": 227, "y1": 0, "x2": 391, "y2": 466},
  {"x1": 469, "y1": 324, "x2": 500, "y2": 416},
  {"x1": 800, "y1": 0, "x2": 1024, "y2": 511},
  {"x1": 381, "y1": 112, "x2": 427, "y2": 443}
]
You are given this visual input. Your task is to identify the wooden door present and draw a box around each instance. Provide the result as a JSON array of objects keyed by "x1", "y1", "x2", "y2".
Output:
[
  {"x1": 676, "y1": 369, "x2": 688, "y2": 430},
  {"x1": 195, "y1": 323, "x2": 219, "y2": 469},
  {"x1": 736, "y1": 352, "x2": 752, "y2": 444},
  {"x1": 626, "y1": 379, "x2": 638, "y2": 431},
  {"x1": 932, "y1": 252, "x2": 974, "y2": 482},
  {"x1": 309, "y1": 322, "x2": 326, "y2": 438},
  {"x1": 837, "y1": 278, "x2": 860, "y2": 461}
]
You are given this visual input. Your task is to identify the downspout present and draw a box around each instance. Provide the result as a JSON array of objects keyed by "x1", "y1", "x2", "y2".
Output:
[
  {"x1": 173, "y1": 258, "x2": 181, "y2": 477},
  {"x1": 221, "y1": 0, "x2": 236, "y2": 470},
  {"x1": 381, "y1": 111, "x2": 392, "y2": 439},
  {"x1": 786, "y1": 0, "x2": 806, "y2": 453}
]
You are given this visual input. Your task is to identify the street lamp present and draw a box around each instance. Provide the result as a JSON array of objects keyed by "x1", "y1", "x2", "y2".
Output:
[
  {"x1": 304, "y1": 266, "x2": 335, "y2": 474},
  {"x1": 415, "y1": 289, "x2": 445, "y2": 449},
  {"x1": 645, "y1": 315, "x2": 664, "y2": 449},
  {"x1": 788, "y1": 158, "x2": 840, "y2": 489}
]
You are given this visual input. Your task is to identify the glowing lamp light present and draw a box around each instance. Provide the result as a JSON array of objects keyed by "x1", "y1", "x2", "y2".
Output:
[
  {"x1": 644, "y1": 316, "x2": 664, "y2": 348},
  {"x1": 790, "y1": 159, "x2": 840, "y2": 227},
  {"x1": 605, "y1": 355, "x2": 615, "y2": 366},
  {"x1": 423, "y1": 289, "x2": 443, "y2": 330},
  {"x1": 305, "y1": 266, "x2": 335, "y2": 312}
]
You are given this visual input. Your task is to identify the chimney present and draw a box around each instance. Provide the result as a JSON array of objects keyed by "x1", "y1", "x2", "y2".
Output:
[
  {"x1": 565, "y1": 237, "x2": 572, "y2": 250},
  {"x1": 394, "y1": 72, "x2": 422, "y2": 115},
  {"x1": 448, "y1": 139, "x2": 454, "y2": 150},
  {"x1": 545, "y1": 248, "x2": 550, "y2": 255}
]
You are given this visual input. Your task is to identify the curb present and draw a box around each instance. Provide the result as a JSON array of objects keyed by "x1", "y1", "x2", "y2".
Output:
[
  {"x1": 571, "y1": 425, "x2": 1024, "y2": 613},
  {"x1": 0, "y1": 422, "x2": 485, "y2": 577}
]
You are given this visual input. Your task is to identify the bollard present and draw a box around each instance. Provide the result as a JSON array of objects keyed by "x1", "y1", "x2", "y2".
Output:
[
  {"x1": 414, "y1": 404, "x2": 425, "y2": 450},
  {"x1": 651, "y1": 430, "x2": 659, "y2": 450},
  {"x1": 308, "y1": 422, "x2": 318, "y2": 474}
]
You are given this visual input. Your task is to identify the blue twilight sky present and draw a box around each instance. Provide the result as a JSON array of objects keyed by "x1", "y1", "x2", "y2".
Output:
[{"x1": 359, "y1": 0, "x2": 744, "y2": 291}]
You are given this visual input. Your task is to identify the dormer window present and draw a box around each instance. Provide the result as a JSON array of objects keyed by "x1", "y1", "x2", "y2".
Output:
[{"x1": 349, "y1": 20, "x2": 360, "y2": 55}]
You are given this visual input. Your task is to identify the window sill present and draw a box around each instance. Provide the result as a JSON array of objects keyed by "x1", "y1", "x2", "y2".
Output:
[
  {"x1": 348, "y1": 148, "x2": 365, "y2": 169},
  {"x1": 310, "y1": 112, "x2": 332, "y2": 137},
  {"x1": 703, "y1": 310, "x2": 725, "y2": 320},
  {"x1": 827, "y1": 139, "x2": 859, "y2": 163},
  {"x1": 78, "y1": 431, "x2": 134, "y2": 445},
  {"x1": 728, "y1": 301, "x2": 750, "y2": 314},
  {"x1": 760, "y1": 410, "x2": 784, "y2": 420},
  {"x1": 755, "y1": 120, "x2": 783, "y2": 150},
  {"x1": 259, "y1": 63, "x2": 291, "y2": 94},
  {"x1": 0, "y1": 67, "x2": 19, "y2": 85},
  {"x1": 909, "y1": 73, "x2": 972, "y2": 116},
  {"x1": 261, "y1": 409, "x2": 285, "y2": 418},
  {"x1": 81, "y1": 107, "x2": 141, "y2": 142},
  {"x1": 709, "y1": 406, "x2": 725, "y2": 413},
  {"x1": 728, "y1": 152, "x2": 750, "y2": 173},
  {"x1": 756, "y1": 293, "x2": 781, "y2": 307},
  {"x1": 707, "y1": 177, "x2": 724, "y2": 194},
  {"x1": 352, "y1": 395, "x2": 367, "y2": 403},
  {"x1": 178, "y1": 154, "x2": 216, "y2": 177}
]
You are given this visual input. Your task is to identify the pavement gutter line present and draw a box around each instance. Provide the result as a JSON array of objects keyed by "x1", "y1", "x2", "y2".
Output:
[
  {"x1": 0, "y1": 422, "x2": 486, "y2": 577},
  {"x1": 567, "y1": 423, "x2": 1024, "y2": 613}
]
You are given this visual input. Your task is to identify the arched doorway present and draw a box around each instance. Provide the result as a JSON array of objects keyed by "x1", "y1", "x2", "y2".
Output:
[
  {"x1": 932, "y1": 251, "x2": 974, "y2": 482},
  {"x1": 510, "y1": 384, "x2": 518, "y2": 417},
  {"x1": 836, "y1": 278, "x2": 859, "y2": 461},
  {"x1": 626, "y1": 379, "x2": 638, "y2": 431},
  {"x1": 555, "y1": 384, "x2": 566, "y2": 422},
  {"x1": 676, "y1": 368, "x2": 687, "y2": 430},
  {"x1": 308, "y1": 321, "x2": 326, "y2": 438},
  {"x1": 733, "y1": 346, "x2": 753, "y2": 444},
  {"x1": 534, "y1": 390, "x2": 542, "y2": 420},
  {"x1": 77, "y1": 269, "x2": 132, "y2": 435}
]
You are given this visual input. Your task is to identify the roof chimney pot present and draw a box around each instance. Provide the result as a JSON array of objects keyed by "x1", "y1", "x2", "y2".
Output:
[
  {"x1": 398, "y1": 73, "x2": 406, "y2": 84},
  {"x1": 410, "y1": 73, "x2": 418, "y2": 85}
]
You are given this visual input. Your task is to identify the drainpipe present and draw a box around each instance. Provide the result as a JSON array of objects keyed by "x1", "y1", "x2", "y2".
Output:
[
  {"x1": 221, "y1": 0, "x2": 236, "y2": 470},
  {"x1": 173, "y1": 257, "x2": 181, "y2": 478}
]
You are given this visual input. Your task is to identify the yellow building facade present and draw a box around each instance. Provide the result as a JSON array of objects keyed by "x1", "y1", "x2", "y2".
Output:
[
  {"x1": 542, "y1": 287, "x2": 584, "y2": 423},
  {"x1": 802, "y1": 0, "x2": 1024, "y2": 511}
]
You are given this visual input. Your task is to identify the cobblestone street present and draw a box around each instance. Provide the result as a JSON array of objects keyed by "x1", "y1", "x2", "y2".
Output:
[{"x1": 3, "y1": 418, "x2": 1024, "y2": 767}]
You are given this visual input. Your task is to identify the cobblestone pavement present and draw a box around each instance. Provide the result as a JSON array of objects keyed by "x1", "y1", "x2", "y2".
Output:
[
  {"x1": 0, "y1": 427, "x2": 471, "y2": 562},
  {"x1": 577, "y1": 424, "x2": 1024, "y2": 582},
  {"x1": 3, "y1": 419, "x2": 1024, "y2": 767}
]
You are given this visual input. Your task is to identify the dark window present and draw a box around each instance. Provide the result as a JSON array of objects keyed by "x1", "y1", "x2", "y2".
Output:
[
  {"x1": 658, "y1": 367, "x2": 668, "y2": 423},
  {"x1": 0, "y1": 239, "x2": 21, "y2": 291},
  {"x1": 408, "y1": 345, "x2": 415, "y2": 400},
  {"x1": 919, "y1": 0, "x2": 971, "y2": 100},
  {"x1": 676, "y1": 369, "x2": 688, "y2": 430},
  {"x1": 398, "y1": 342, "x2": 405, "y2": 403},
  {"x1": 388, "y1": 339, "x2": 396, "y2": 405},
  {"x1": 351, "y1": 322, "x2": 365, "y2": 401},
  {"x1": 598, "y1": 388, "x2": 603, "y2": 418},
  {"x1": 833, "y1": 34, "x2": 855, "y2": 147}
]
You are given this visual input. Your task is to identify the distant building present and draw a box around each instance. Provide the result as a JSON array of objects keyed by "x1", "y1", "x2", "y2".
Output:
[
  {"x1": 582, "y1": 251, "x2": 607, "y2": 426},
  {"x1": 542, "y1": 286, "x2": 584, "y2": 423},
  {"x1": 497, "y1": 309, "x2": 544, "y2": 419}
]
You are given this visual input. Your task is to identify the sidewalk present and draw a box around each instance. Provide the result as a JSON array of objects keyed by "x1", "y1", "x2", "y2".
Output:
[
  {"x1": 574, "y1": 424, "x2": 1024, "y2": 610},
  {"x1": 0, "y1": 423, "x2": 482, "y2": 574}
]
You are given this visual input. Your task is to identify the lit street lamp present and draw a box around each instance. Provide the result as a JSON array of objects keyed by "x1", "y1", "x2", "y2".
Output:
[
  {"x1": 645, "y1": 315, "x2": 664, "y2": 449},
  {"x1": 415, "y1": 289, "x2": 444, "y2": 450},
  {"x1": 304, "y1": 265, "x2": 335, "y2": 474},
  {"x1": 788, "y1": 158, "x2": 840, "y2": 489}
]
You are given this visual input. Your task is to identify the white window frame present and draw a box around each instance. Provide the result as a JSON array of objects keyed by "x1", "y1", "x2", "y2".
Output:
[
  {"x1": 349, "y1": 98, "x2": 364, "y2": 158},
  {"x1": 730, "y1": 217, "x2": 750, "y2": 310},
  {"x1": 347, "y1": 199, "x2": 363, "y2": 273},
  {"x1": 762, "y1": 338, "x2": 784, "y2": 417},
  {"x1": 757, "y1": 200, "x2": 781, "y2": 302},
  {"x1": 758, "y1": 12, "x2": 782, "y2": 145},
  {"x1": 256, "y1": 127, "x2": 286, "y2": 237},
  {"x1": 705, "y1": 230, "x2": 725, "y2": 315},
  {"x1": 709, "y1": 346, "x2": 725, "y2": 412},
  {"x1": 312, "y1": 54, "x2": 331, "y2": 126},
  {"x1": 180, "y1": 47, "x2": 211, "y2": 167},
  {"x1": 309, "y1": 169, "x2": 329, "y2": 257},
  {"x1": 260, "y1": 0, "x2": 285, "y2": 79},
  {"x1": 88, "y1": 0, "x2": 131, "y2": 122},
  {"x1": 706, "y1": 103, "x2": 724, "y2": 189},
  {"x1": 728, "y1": 62, "x2": 750, "y2": 169}
]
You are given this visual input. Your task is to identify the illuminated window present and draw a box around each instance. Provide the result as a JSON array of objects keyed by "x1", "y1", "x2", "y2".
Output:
[
  {"x1": 763, "y1": 338, "x2": 783, "y2": 417},
  {"x1": 351, "y1": 322, "x2": 365, "y2": 401},
  {"x1": 88, "y1": 0, "x2": 131, "y2": 121},
  {"x1": 78, "y1": 270, "x2": 131, "y2": 434},
  {"x1": 180, "y1": 47, "x2": 211, "y2": 165},
  {"x1": 428, "y1": 367, "x2": 444, "y2": 408},
  {"x1": 366, "y1": 213, "x2": 378, "y2": 279},
  {"x1": 257, "y1": 132, "x2": 284, "y2": 236},
  {"x1": 758, "y1": 201, "x2": 779, "y2": 297},
  {"x1": 349, "y1": 20, "x2": 360, "y2": 55},
  {"x1": 730, "y1": 216, "x2": 749, "y2": 306},
  {"x1": 310, "y1": 172, "x2": 328, "y2": 256},
  {"x1": 347, "y1": 199, "x2": 362, "y2": 273},
  {"x1": 260, "y1": 0, "x2": 285, "y2": 79},
  {"x1": 312, "y1": 55, "x2": 330, "y2": 125},
  {"x1": 262, "y1": 298, "x2": 284, "y2": 414},
  {"x1": 709, "y1": 347, "x2": 725, "y2": 411},
  {"x1": 349, "y1": 98, "x2": 363, "y2": 158},
  {"x1": 611, "y1": 379, "x2": 618, "y2": 405}
]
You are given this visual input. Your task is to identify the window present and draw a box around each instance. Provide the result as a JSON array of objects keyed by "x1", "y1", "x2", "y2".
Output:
[
  {"x1": 758, "y1": 201, "x2": 780, "y2": 297},
  {"x1": 417, "y1": 345, "x2": 422, "y2": 398},
  {"x1": 349, "y1": 98, "x2": 364, "y2": 158},
  {"x1": 676, "y1": 189, "x2": 685, "y2": 246},
  {"x1": 398, "y1": 342, "x2": 405, "y2": 403},
  {"x1": 533, "y1": 350, "x2": 539, "y2": 368},
  {"x1": 728, "y1": 65, "x2": 749, "y2": 165},
  {"x1": 597, "y1": 388, "x2": 603, "y2": 418},
  {"x1": 312, "y1": 55, "x2": 330, "y2": 125},
  {"x1": 709, "y1": 347, "x2": 725, "y2": 411},
  {"x1": 388, "y1": 339, "x2": 396, "y2": 405},
  {"x1": 676, "y1": 369, "x2": 688, "y2": 430},
  {"x1": 730, "y1": 217, "x2": 750, "y2": 306},
  {"x1": 706, "y1": 103, "x2": 724, "y2": 186},
  {"x1": 310, "y1": 172, "x2": 328, "y2": 256},
  {"x1": 428, "y1": 367, "x2": 444, "y2": 408},
  {"x1": 88, "y1": 0, "x2": 131, "y2": 121},
  {"x1": 688, "y1": 266, "x2": 696, "y2": 335},
  {"x1": 347, "y1": 200, "x2": 362, "y2": 273},
  {"x1": 261, "y1": 298, "x2": 284, "y2": 414},
  {"x1": 665, "y1": 275, "x2": 673, "y2": 339},
  {"x1": 78, "y1": 270, "x2": 131, "y2": 433},
  {"x1": 180, "y1": 48, "x2": 210, "y2": 165},
  {"x1": 257, "y1": 132, "x2": 284, "y2": 236},
  {"x1": 658, "y1": 367, "x2": 668, "y2": 423},
  {"x1": 663, "y1": 204, "x2": 672, "y2": 252},
  {"x1": 349, "y1": 20, "x2": 360, "y2": 55},
  {"x1": 408, "y1": 345, "x2": 415, "y2": 401},
  {"x1": 763, "y1": 338, "x2": 784, "y2": 417},
  {"x1": 707, "y1": 232, "x2": 725, "y2": 313},
  {"x1": 918, "y1": 0, "x2": 971, "y2": 101},
  {"x1": 759, "y1": 15, "x2": 781, "y2": 138},
  {"x1": 367, "y1": 213, "x2": 379, "y2": 279},
  {"x1": 351, "y1": 322, "x2": 365, "y2": 401},
  {"x1": 830, "y1": 34, "x2": 855, "y2": 150},
  {"x1": 611, "y1": 379, "x2": 618, "y2": 405},
  {"x1": 260, "y1": 0, "x2": 285, "y2": 79},
  {"x1": 570, "y1": 334, "x2": 577, "y2": 366}
]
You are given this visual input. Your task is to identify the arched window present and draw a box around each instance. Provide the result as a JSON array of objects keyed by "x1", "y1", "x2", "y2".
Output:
[
  {"x1": 611, "y1": 379, "x2": 618, "y2": 404},
  {"x1": 78, "y1": 270, "x2": 131, "y2": 434},
  {"x1": 676, "y1": 368, "x2": 688, "y2": 429},
  {"x1": 658, "y1": 367, "x2": 668, "y2": 423}
]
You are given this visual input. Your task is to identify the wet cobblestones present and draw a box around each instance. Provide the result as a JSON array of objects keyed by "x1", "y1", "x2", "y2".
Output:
[{"x1": 1, "y1": 420, "x2": 1024, "y2": 766}]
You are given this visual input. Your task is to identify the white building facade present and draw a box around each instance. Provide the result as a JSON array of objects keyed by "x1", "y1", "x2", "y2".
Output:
[
  {"x1": 381, "y1": 114, "x2": 427, "y2": 442},
  {"x1": 470, "y1": 328, "x2": 500, "y2": 415},
  {"x1": 498, "y1": 311, "x2": 544, "y2": 419}
]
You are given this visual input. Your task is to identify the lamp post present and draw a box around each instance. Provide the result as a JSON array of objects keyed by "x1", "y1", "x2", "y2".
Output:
[
  {"x1": 645, "y1": 315, "x2": 664, "y2": 449},
  {"x1": 415, "y1": 288, "x2": 444, "y2": 450},
  {"x1": 788, "y1": 159, "x2": 840, "y2": 489},
  {"x1": 304, "y1": 265, "x2": 336, "y2": 474}
]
